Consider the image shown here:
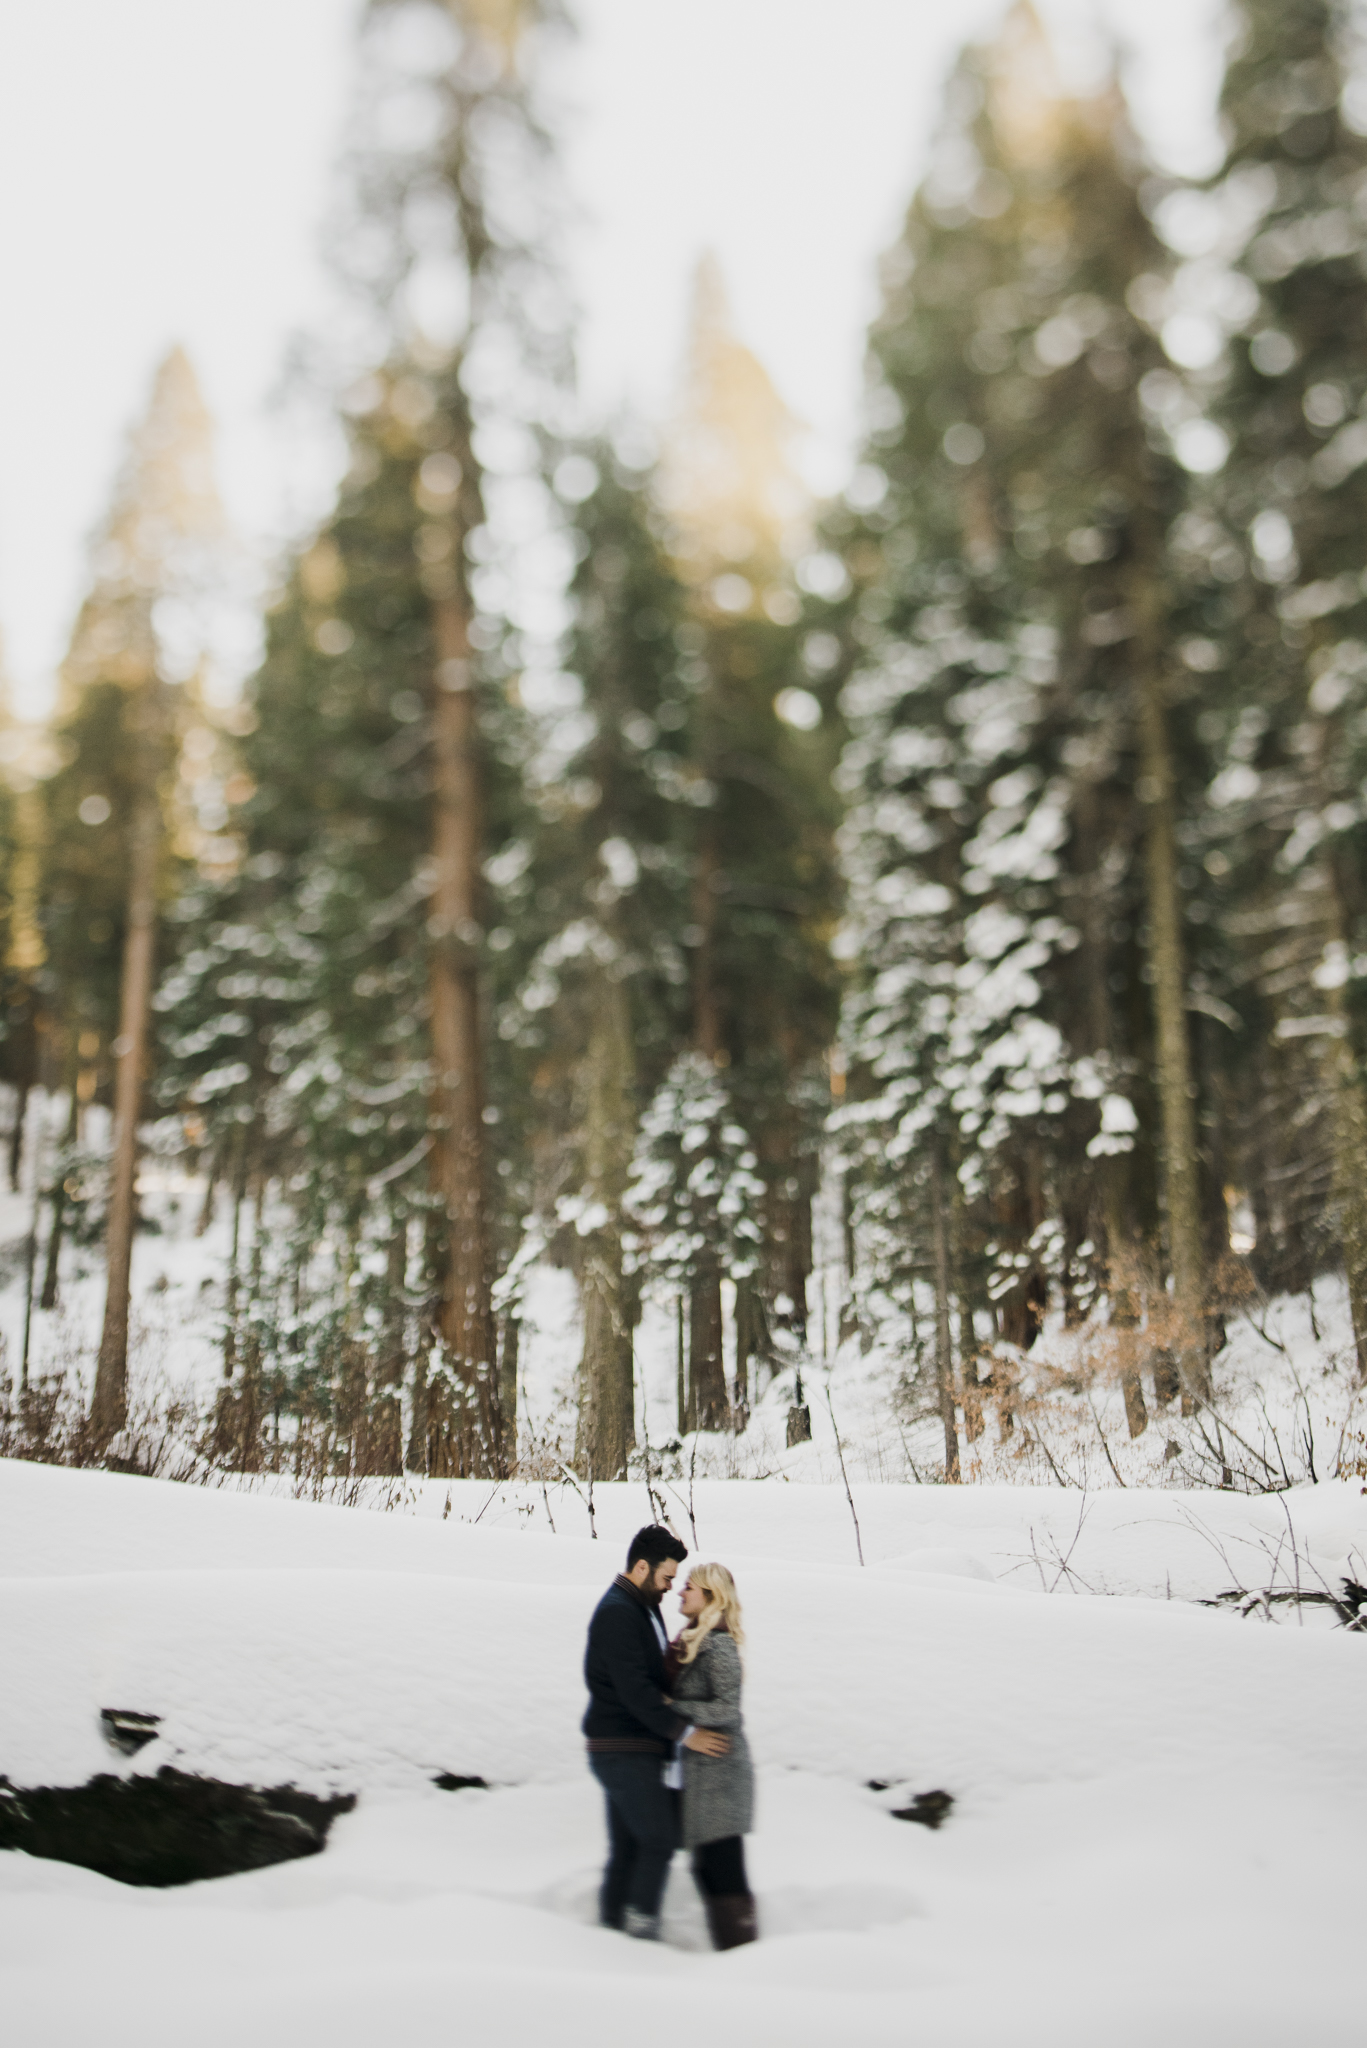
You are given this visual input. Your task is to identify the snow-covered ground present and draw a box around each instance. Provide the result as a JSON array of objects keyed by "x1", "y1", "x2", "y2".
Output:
[
  {"x1": 3, "y1": 1458, "x2": 1366, "y2": 2045},
  {"x1": 4, "y1": 1095, "x2": 1367, "y2": 2038}
]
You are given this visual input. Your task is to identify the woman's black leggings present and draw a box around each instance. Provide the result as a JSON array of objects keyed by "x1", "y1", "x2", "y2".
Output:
[{"x1": 691, "y1": 1835, "x2": 749, "y2": 1897}]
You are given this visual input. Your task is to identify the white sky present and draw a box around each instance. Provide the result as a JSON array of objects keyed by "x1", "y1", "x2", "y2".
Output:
[{"x1": 0, "y1": 0, "x2": 1225, "y2": 718}]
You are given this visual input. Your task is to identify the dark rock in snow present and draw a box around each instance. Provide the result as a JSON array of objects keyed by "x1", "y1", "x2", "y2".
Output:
[
  {"x1": 0, "y1": 1766, "x2": 355, "y2": 1886},
  {"x1": 890, "y1": 1789, "x2": 954, "y2": 1830},
  {"x1": 100, "y1": 1708, "x2": 161, "y2": 1756},
  {"x1": 433, "y1": 1772, "x2": 488, "y2": 1791}
]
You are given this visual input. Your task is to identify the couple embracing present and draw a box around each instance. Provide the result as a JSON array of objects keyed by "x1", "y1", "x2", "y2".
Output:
[{"x1": 583, "y1": 1524, "x2": 757, "y2": 1950}]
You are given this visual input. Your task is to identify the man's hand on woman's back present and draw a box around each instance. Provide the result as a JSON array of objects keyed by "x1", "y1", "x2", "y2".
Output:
[{"x1": 683, "y1": 1728, "x2": 729, "y2": 1757}]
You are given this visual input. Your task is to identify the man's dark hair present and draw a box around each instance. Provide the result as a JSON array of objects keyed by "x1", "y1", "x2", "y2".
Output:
[{"x1": 626, "y1": 1524, "x2": 688, "y2": 1572}]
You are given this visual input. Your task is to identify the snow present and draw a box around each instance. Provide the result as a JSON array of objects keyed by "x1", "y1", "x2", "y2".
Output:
[
  {"x1": 3, "y1": 1099, "x2": 1367, "y2": 2040},
  {"x1": 3, "y1": 1458, "x2": 1366, "y2": 2044}
]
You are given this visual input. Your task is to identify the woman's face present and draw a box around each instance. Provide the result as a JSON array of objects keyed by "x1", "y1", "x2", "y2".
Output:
[{"x1": 678, "y1": 1579, "x2": 708, "y2": 1620}]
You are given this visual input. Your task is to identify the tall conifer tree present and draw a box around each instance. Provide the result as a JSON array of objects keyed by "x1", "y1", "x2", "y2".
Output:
[
  {"x1": 43, "y1": 350, "x2": 226, "y2": 1437},
  {"x1": 523, "y1": 449, "x2": 692, "y2": 1477},
  {"x1": 1206, "y1": 0, "x2": 1367, "y2": 1370},
  {"x1": 658, "y1": 262, "x2": 842, "y2": 1425},
  {"x1": 339, "y1": 0, "x2": 567, "y2": 1472},
  {"x1": 152, "y1": 1, "x2": 567, "y2": 1476},
  {"x1": 834, "y1": 6, "x2": 1220, "y2": 1456}
]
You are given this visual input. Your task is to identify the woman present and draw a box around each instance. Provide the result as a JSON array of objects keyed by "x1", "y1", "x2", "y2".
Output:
[{"x1": 666, "y1": 1562, "x2": 757, "y2": 1950}]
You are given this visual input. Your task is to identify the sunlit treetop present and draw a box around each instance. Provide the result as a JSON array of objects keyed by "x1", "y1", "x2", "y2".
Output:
[
  {"x1": 369, "y1": 0, "x2": 548, "y2": 59},
  {"x1": 659, "y1": 254, "x2": 808, "y2": 601},
  {"x1": 454, "y1": 0, "x2": 532, "y2": 57},
  {"x1": 58, "y1": 348, "x2": 225, "y2": 712},
  {"x1": 0, "y1": 639, "x2": 55, "y2": 800},
  {"x1": 985, "y1": 0, "x2": 1070, "y2": 169}
]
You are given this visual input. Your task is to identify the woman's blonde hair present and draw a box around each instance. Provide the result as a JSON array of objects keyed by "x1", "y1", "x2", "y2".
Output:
[{"x1": 677, "y1": 1562, "x2": 745, "y2": 1666}]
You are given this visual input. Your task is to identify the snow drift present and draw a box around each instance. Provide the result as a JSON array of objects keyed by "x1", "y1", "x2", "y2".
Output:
[{"x1": 3, "y1": 1458, "x2": 1365, "y2": 2048}]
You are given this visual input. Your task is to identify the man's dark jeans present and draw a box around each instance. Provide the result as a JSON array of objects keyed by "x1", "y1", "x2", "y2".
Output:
[{"x1": 589, "y1": 1752, "x2": 679, "y2": 1928}]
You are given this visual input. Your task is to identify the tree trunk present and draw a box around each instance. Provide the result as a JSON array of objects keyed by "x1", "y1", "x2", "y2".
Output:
[
  {"x1": 39, "y1": 1180, "x2": 65, "y2": 1315},
  {"x1": 406, "y1": 1214, "x2": 444, "y2": 1475},
  {"x1": 577, "y1": 1244, "x2": 634, "y2": 1478},
  {"x1": 1132, "y1": 606, "x2": 1207, "y2": 1402},
  {"x1": 1073, "y1": 775, "x2": 1145, "y2": 1424},
  {"x1": 688, "y1": 816, "x2": 731, "y2": 1434},
  {"x1": 236, "y1": 1173, "x2": 266, "y2": 1471},
  {"x1": 222, "y1": 1125, "x2": 248, "y2": 1381},
  {"x1": 195, "y1": 1139, "x2": 220, "y2": 1237},
  {"x1": 498, "y1": 1312, "x2": 519, "y2": 1457},
  {"x1": 690, "y1": 1254, "x2": 729, "y2": 1431},
  {"x1": 372, "y1": 1218, "x2": 407, "y2": 1476},
  {"x1": 1328, "y1": 1040, "x2": 1367, "y2": 1376},
  {"x1": 1324, "y1": 859, "x2": 1367, "y2": 1378},
  {"x1": 90, "y1": 777, "x2": 160, "y2": 1442},
  {"x1": 734, "y1": 1277, "x2": 768, "y2": 1410},
  {"x1": 953, "y1": 1160, "x2": 984, "y2": 1439},
  {"x1": 995, "y1": 1149, "x2": 1043, "y2": 1350},
  {"x1": 676, "y1": 1294, "x2": 688, "y2": 1433},
  {"x1": 19, "y1": 1086, "x2": 44, "y2": 1393},
  {"x1": 692, "y1": 822, "x2": 724, "y2": 1064},
  {"x1": 8, "y1": 1080, "x2": 28, "y2": 1193},
  {"x1": 39, "y1": 1061, "x2": 79, "y2": 1313},
  {"x1": 1112, "y1": 1157, "x2": 1148, "y2": 1438},
  {"x1": 428, "y1": 590, "x2": 501, "y2": 1475},
  {"x1": 574, "y1": 969, "x2": 636, "y2": 1479},
  {"x1": 408, "y1": 1339, "x2": 431, "y2": 1477},
  {"x1": 931, "y1": 1143, "x2": 960, "y2": 1482},
  {"x1": 766, "y1": 1089, "x2": 814, "y2": 1344}
]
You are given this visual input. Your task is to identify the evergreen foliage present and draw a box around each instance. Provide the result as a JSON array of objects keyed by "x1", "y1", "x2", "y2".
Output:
[
  {"x1": 658, "y1": 262, "x2": 844, "y2": 1416},
  {"x1": 832, "y1": 13, "x2": 1229, "y2": 1445},
  {"x1": 1200, "y1": 0, "x2": 1367, "y2": 1362},
  {"x1": 15, "y1": 0, "x2": 1367, "y2": 1484},
  {"x1": 519, "y1": 449, "x2": 692, "y2": 1473}
]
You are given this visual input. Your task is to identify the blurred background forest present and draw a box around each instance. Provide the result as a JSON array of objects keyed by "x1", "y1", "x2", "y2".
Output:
[{"x1": 3, "y1": 0, "x2": 1367, "y2": 1494}]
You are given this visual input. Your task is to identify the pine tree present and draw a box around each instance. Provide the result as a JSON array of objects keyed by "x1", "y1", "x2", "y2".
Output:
[
  {"x1": 156, "y1": 357, "x2": 532, "y2": 1476},
  {"x1": 523, "y1": 446, "x2": 692, "y2": 1478},
  {"x1": 625, "y1": 1048, "x2": 767, "y2": 1425},
  {"x1": 41, "y1": 349, "x2": 226, "y2": 1438},
  {"x1": 338, "y1": 0, "x2": 569, "y2": 1472},
  {"x1": 1205, "y1": 0, "x2": 1367, "y2": 1371},
  {"x1": 833, "y1": 6, "x2": 1221, "y2": 1458},
  {"x1": 149, "y1": 0, "x2": 568, "y2": 1479},
  {"x1": 659, "y1": 261, "x2": 843, "y2": 1424}
]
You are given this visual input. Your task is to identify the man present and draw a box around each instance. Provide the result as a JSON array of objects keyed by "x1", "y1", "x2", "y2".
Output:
[{"x1": 583, "y1": 1523, "x2": 729, "y2": 1940}]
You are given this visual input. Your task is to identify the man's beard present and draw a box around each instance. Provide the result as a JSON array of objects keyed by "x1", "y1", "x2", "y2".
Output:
[{"x1": 644, "y1": 1576, "x2": 668, "y2": 1608}]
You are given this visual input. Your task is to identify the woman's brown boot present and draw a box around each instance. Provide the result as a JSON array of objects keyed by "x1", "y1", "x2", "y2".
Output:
[{"x1": 704, "y1": 1893, "x2": 758, "y2": 1950}]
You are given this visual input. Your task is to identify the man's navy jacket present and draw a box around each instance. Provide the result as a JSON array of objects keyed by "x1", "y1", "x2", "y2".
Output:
[{"x1": 582, "y1": 1574, "x2": 687, "y2": 1752}]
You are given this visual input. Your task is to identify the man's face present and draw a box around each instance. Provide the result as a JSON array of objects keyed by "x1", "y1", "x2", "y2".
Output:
[{"x1": 629, "y1": 1555, "x2": 678, "y2": 1604}]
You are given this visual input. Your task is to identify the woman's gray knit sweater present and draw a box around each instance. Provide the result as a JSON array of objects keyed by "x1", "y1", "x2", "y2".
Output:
[{"x1": 669, "y1": 1630, "x2": 754, "y2": 1849}]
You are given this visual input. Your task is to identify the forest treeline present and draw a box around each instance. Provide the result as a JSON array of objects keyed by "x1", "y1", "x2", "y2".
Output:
[{"x1": 3, "y1": 0, "x2": 1366, "y2": 1483}]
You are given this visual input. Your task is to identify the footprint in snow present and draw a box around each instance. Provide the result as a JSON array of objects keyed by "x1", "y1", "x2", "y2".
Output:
[{"x1": 530, "y1": 1869, "x2": 921, "y2": 1949}]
